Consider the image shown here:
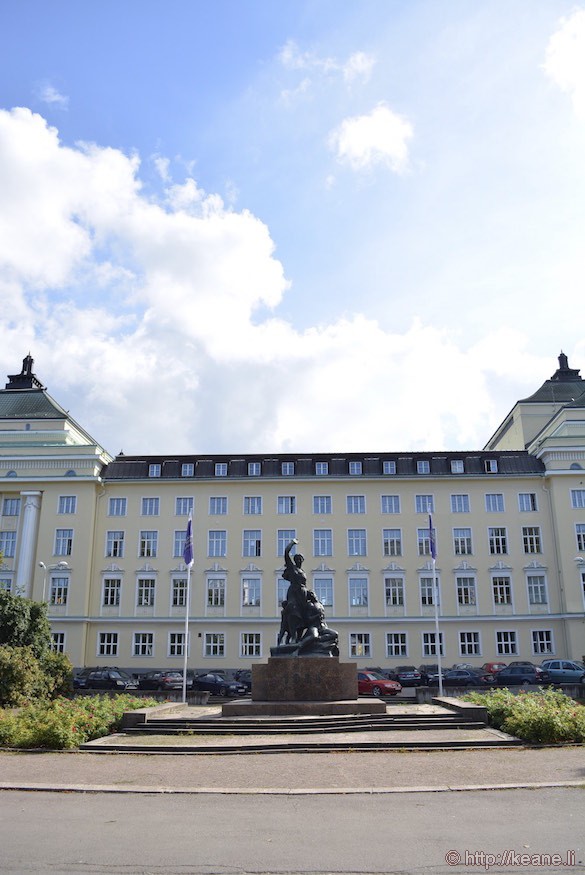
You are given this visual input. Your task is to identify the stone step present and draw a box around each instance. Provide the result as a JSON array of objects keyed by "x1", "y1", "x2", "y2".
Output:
[{"x1": 125, "y1": 716, "x2": 486, "y2": 735}]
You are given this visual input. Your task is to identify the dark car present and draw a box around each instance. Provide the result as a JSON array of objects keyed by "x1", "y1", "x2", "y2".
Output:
[
  {"x1": 233, "y1": 669, "x2": 252, "y2": 692},
  {"x1": 194, "y1": 673, "x2": 247, "y2": 697},
  {"x1": 357, "y1": 671, "x2": 402, "y2": 697},
  {"x1": 73, "y1": 666, "x2": 127, "y2": 689},
  {"x1": 138, "y1": 670, "x2": 193, "y2": 691},
  {"x1": 443, "y1": 669, "x2": 492, "y2": 687},
  {"x1": 493, "y1": 665, "x2": 550, "y2": 686},
  {"x1": 418, "y1": 664, "x2": 442, "y2": 685},
  {"x1": 84, "y1": 669, "x2": 138, "y2": 691},
  {"x1": 390, "y1": 666, "x2": 422, "y2": 687}
]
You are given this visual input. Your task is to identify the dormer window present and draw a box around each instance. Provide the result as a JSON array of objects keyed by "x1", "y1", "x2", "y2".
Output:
[
  {"x1": 281, "y1": 462, "x2": 295, "y2": 476},
  {"x1": 383, "y1": 460, "x2": 396, "y2": 475},
  {"x1": 417, "y1": 460, "x2": 430, "y2": 474},
  {"x1": 215, "y1": 463, "x2": 228, "y2": 477},
  {"x1": 349, "y1": 461, "x2": 362, "y2": 476},
  {"x1": 248, "y1": 462, "x2": 261, "y2": 476},
  {"x1": 451, "y1": 460, "x2": 464, "y2": 474},
  {"x1": 181, "y1": 463, "x2": 194, "y2": 477},
  {"x1": 485, "y1": 459, "x2": 498, "y2": 473}
]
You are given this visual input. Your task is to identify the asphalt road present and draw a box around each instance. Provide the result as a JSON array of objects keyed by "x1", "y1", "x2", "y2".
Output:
[{"x1": 1, "y1": 787, "x2": 583, "y2": 874}]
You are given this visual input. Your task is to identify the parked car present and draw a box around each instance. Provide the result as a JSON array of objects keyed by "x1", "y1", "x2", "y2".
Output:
[
  {"x1": 389, "y1": 666, "x2": 422, "y2": 686},
  {"x1": 84, "y1": 669, "x2": 138, "y2": 691},
  {"x1": 357, "y1": 671, "x2": 402, "y2": 697},
  {"x1": 364, "y1": 666, "x2": 394, "y2": 679},
  {"x1": 73, "y1": 666, "x2": 129, "y2": 689},
  {"x1": 194, "y1": 673, "x2": 248, "y2": 697},
  {"x1": 481, "y1": 662, "x2": 507, "y2": 675},
  {"x1": 493, "y1": 665, "x2": 550, "y2": 686},
  {"x1": 442, "y1": 669, "x2": 492, "y2": 687},
  {"x1": 418, "y1": 664, "x2": 442, "y2": 685},
  {"x1": 233, "y1": 669, "x2": 252, "y2": 691},
  {"x1": 138, "y1": 671, "x2": 193, "y2": 691},
  {"x1": 540, "y1": 660, "x2": 585, "y2": 684}
]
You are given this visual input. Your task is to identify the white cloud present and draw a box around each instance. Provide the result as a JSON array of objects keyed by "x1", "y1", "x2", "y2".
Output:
[
  {"x1": 37, "y1": 83, "x2": 69, "y2": 109},
  {"x1": 328, "y1": 102, "x2": 413, "y2": 173},
  {"x1": 278, "y1": 40, "x2": 374, "y2": 99},
  {"x1": 544, "y1": 8, "x2": 585, "y2": 120},
  {"x1": 343, "y1": 51, "x2": 375, "y2": 84}
]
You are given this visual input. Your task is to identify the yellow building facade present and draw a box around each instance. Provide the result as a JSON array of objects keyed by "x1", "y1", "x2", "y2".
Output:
[{"x1": 1, "y1": 353, "x2": 584, "y2": 671}]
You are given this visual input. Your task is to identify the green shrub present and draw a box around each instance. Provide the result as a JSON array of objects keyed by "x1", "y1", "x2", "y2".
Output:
[
  {"x1": 0, "y1": 645, "x2": 49, "y2": 706},
  {"x1": 41, "y1": 650, "x2": 74, "y2": 698},
  {"x1": 465, "y1": 687, "x2": 585, "y2": 744},
  {"x1": 0, "y1": 694, "x2": 157, "y2": 749}
]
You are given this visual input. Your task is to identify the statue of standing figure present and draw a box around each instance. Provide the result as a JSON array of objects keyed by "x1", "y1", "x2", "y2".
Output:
[{"x1": 272, "y1": 539, "x2": 339, "y2": 658}]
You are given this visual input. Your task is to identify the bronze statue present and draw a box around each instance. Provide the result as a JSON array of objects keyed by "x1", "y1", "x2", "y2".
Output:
[{"x1": 272, "y1": 539, "x2": 339, "y2": 657}]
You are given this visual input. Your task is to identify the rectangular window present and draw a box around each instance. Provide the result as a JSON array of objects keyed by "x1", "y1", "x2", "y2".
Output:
[
  {"x1": 571, "y1": 489, "x2": 585, "y2": 509},
  {"x1": 422, "y1": 631, "x2": 444, "y2": 657},
  {"x1": 175, "y1": 496, "x2": 193, "y2": 516},
  {"x1": 172, "y1": 578, "x2": 187, "y2": 607},
  {"x1": 450, "y1": 494, "x2": 470, "y2": 513},
  {"x1": 241, "y1": 632, "x2": 261, "y2": 657},
  {"x1": 384, "y1": 576, "x2": 404, "y2": 606},
  {"x1": 242, "y1": 576, "x2": 261, "y2": 606},
  {"x1": 0, "y1": 578, "x2": 12, "y2": 592},
  {"x1": 346, "y1": 495, "x2": 366, "y2": 514},
  {"x1": 383, "y1": 460, "x2": 396, "y2": 475},
  {"x1": 277, "y1": 529, "x2": 296, "y2": 557},
  {"x1": 532, "y1": 630, "x2": 553, "y2": 655},
  {"x1": 98, "y1": 632, "x2": 118, "y2": 657},
  {"x1": 519, "y1": 492, "x2": 538, "y2": 512},
  {"x1": 243, "y1": 529, "x2": 262, "y2": 557},
  {"x1": 417, "y1": 460, "x2": 430, "y2": 474},
  {"x1": 315, "y1": 461, "x2": 329, "y2": 475},
  {"x1": 204, "y1": 632, "x2": 224, "y2": 657},
  {"x1": 349, "y1": 632, "x2": 370, "y2": 657},
  {"x1": 139, "y1": 530, "x2": 158, "y2": 558},
  {"x1": 209, "y1": 496, "x2": 227, "y2": 515},
  {"x1": 349, "y1": 576, "x2": 368, "y2": 606},
  {"x1": 208, "y1": 530, "x2": 227, "y2": 557},
  {"x1": 277, "y1": 577, "x2": 288, "y2": 607},
  {"x1": 277, "y1": 495, "x2": 296, "y2": 514},
  {"x1": 453, "y1": 527, "x2": 473, "y2": 555},
  {"x1": 451, "y1": 459, "x2": 464, "y2": 474},
  {"x1": 173, "y1": 530, "x2": 186, "y2": 558},
  {"x1": 108, "y1": 497, "x2": 127, "y2": 516},
  {"x1": 522, "y1": 526, "x2": 542, "y2": 553},
  {"x1": 207, "y1": 577, "x2": 225, "y2": 607},
  {"x1": 380, "y1": 494, "x2": 400, "y2": 515},
  {"x1": 137, "y1": 578, "x2": 155, "y2": 607},
  {"x1": 0, "y1": 531, "x2": 16, "y2": 558},
  {"x1": 281, "y1": 461, "x2": 295, "y2": 476},
  {"x1": 349, "y1": 461, "x2": 362, "y2": 475},
  {"x1": 312, "y1": 577, "x2": 333, "y2": 606},
  {"x1": 382, "y1": 528, "x2": 402, "y2": 556},
  {"x1": 54, "y1": 528, "x2": 73, "y2": 556},
  {"x1": 415, "y1": 494, "x2": 434, "y2": 513},
  {"x1": 576, "y1": 523, "x2": 585, "y2": 552},
  {"x1": 488, "y1": 527, "x2": 507, "y2": 555},
  {"x1": 348, "y1": 528, "x2": 367, "y2": 556},
  {"x1": 248, "y1": 461, "x2": 261, "y2": 476},
  {"x1": 169, "y1": 632, "x2": 186, "y2": 657},
  {"x1": 244, "y1": 496, "x2": 262, "y2": 515},
  {"x1": 417, "y1": 527, "x2": 433, "y2": 556},
  {"x1": 133, "y1": 632, "x2": 153, "y2": 657},
  {"x1": 58, "y1": 496, "x2": 77, "y2": 514},
  {"x1": 485, "y1": 493, "x2": 504, "y2": 512},
  {"x1": 386, "y1": 632, "x2": 407, "y2": 657},
  {"x1": 485, "y1": 459, "x2": 498, "y2": 473},
  {"x1": 106, "y1": 530, "x2": 124, "y2": 558},
  {"x1": 456, "y1": 576, "x2": 476, "y2": 605},
  {"x1": 420, "y1": 576, "x2": 435, "y2": 606},
  {"x1": 102, "y1": 578, "x2": 121, "y2": 607},
  {"x1": 496, "y1": 630, "x2": 517, "y2": 656},
  {"x1": 181, "y1": 463, "x2": 194, "y2": 477},
  {"x1": 527, "y1": 574, "x2": 548, "y2": 605},
  {"x1": 492, "y1": 576, "x2": 512, "y2": 605},
  {"x1": 313, "y1": 495, "x2": 332, "y2": 514},
  {"x1": 148, "y1": 463, "x2": 161, "y2": 478},
  {"x1": 141, "y1": 497, "x2": 160, "y2": 516},
  {"x1": 2, "y1": 498, "x2": 20, "y2": 516},
  {"x1": 215, "y1": 463, "x2": 228, "y2": 477},
  {"x1": 313, "y1": 529, "x2": 332, "y2": 556},
  {"x1": 50, "y1": 576, "x2": 69, "y2": 606},
  {"x1": 459, "y1": 631, "x2": 480, "y2": 656},
  {"x1": 50, "y1": 632, "x2": 65, "y2": 653}
]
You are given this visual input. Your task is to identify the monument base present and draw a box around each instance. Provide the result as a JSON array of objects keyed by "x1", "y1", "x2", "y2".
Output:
[
  {"x1": 251, "y1": 656, "x2": 357, "y2": 702},
  {"x1": 222, "y1": 698, "x2": 388, "y2": 717}
]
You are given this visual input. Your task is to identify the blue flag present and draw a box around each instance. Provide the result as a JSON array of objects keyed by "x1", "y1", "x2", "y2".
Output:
[
  {"x1": 429, "y1": 514, "x2": 436, "y2": 559},
  {"x1": 183, "y1": 516, "x2": 193, "y2": 566}
]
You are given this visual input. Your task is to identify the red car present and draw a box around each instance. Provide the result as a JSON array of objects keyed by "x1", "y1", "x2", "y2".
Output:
[{"x1": 358, "y1": 671, "x2": 402, "y2": 697}]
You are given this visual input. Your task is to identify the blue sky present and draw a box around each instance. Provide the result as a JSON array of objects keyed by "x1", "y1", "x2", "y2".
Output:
[{"x1": 1, "y1": 1, "x2": 584, "y2": 455}]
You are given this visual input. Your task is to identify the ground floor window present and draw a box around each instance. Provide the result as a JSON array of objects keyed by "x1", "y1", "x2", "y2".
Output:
[
  {"x1": 531, "y1": 630, "x2": 553, "y2": 655},
  {"x1": 241, "y1": 632, "x2": 261, "y2": 657},
  {"x1": 133, "y1": 632, "x2": 154, "y2": 656},
  {"x1": 422, "y1": 631, "x2": 444, "y2": 657},
  {"x1": 204, "y1": 632, "x2": 225, "y2": 657},
  {"x1": 168, "y1": 632, "x2": 186, "y2": 657},
  {"x1": 50, "y1": 632, "x2": 65, "y2": 653},
  {"x1": 386, "y1": 632, "x2": 407, "y2": 658},
  {"x1": 459, "y1": 631, "x2": 480, "y2": 656},
  {"x1": 349, "y1": 632, "x2": 371, "y2": 657},
  {"x1": 496, "y1": 630, "x2": 518, "y2": 656},
  {"x1": 98, "y1": 631, "x2": 118, "y2": 657}
]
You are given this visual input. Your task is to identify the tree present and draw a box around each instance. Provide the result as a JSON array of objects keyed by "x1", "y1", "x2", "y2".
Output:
[{"x1": 0, "y1": 590, "x2": 51, "y2": 658}]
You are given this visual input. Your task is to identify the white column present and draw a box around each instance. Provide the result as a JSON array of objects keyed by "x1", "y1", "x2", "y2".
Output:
[{"x1": 15, "y1": 491, "x2": 42, "y2": 598}]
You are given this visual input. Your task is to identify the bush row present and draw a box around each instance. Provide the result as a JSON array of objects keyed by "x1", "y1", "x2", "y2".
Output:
[
  {"x1": 0, "y1": 694, "x2": 157, "y2": 749},
  {"x1": 464, "y1": 687, "x2": 585, "y2": 743},
  {"x1": 0, "y1": 645, "x2": 73, "y2": 706}
]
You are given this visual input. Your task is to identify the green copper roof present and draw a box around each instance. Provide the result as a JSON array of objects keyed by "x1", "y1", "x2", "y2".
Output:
[{"x1": 0, "y1": 389, "x2": 68, "y2": 420}]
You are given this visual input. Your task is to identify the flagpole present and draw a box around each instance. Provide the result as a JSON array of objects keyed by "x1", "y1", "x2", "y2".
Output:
[
  {"x1": 429, "y1": 514, "x2": 443, "y2": 697},
  {"x1": 182, "y1": 515, "x2": 194, "y2": 705}
]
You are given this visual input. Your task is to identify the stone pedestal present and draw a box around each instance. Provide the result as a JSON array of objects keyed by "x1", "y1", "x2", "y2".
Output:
[{"x1": 252, "y1": 656, "x2": 357, "y2": 702}]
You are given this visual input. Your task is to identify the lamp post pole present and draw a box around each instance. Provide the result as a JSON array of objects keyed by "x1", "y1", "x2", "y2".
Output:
[{"x1": 39, "y1": 562, "x2": 47, "y2": 602}]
